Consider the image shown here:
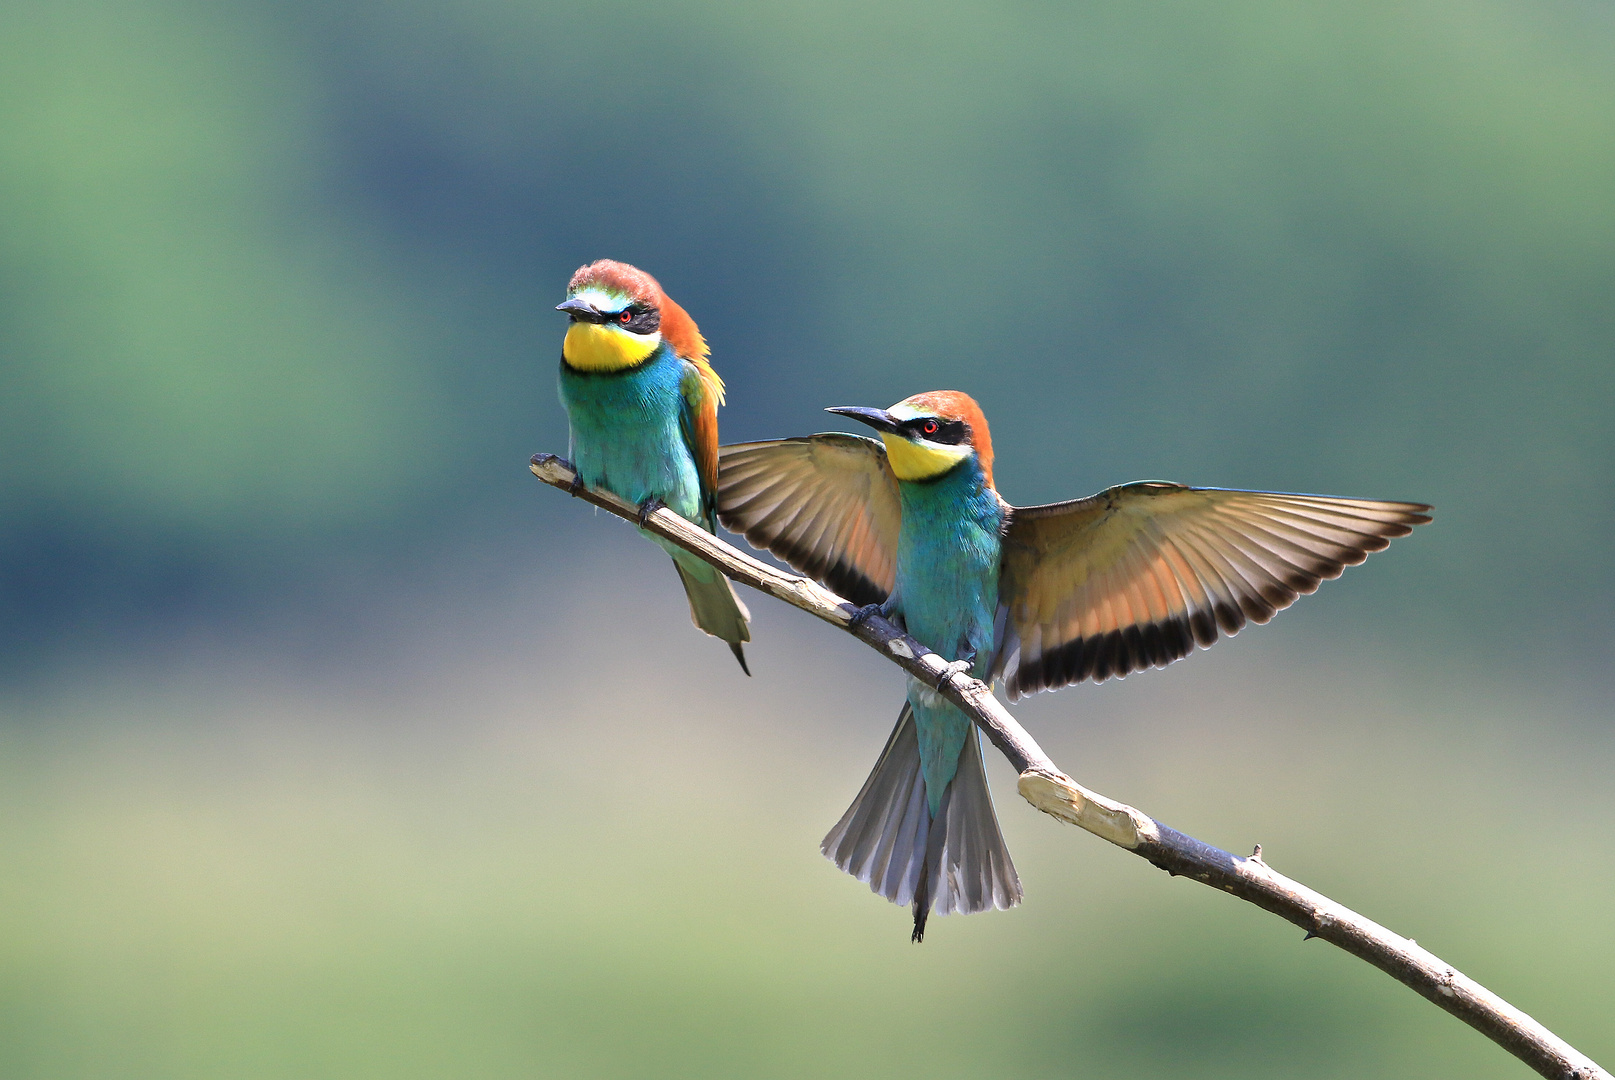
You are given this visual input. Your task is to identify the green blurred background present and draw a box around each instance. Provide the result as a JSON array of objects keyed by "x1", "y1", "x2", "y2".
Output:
[{"x1": 2, "y1": 0, "x2": 1611, "y2": 1076}]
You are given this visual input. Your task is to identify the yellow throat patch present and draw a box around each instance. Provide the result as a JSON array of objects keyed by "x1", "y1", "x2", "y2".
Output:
[
  {"x1": 880, "y1": 432, "x2": 973, "y2": 482},
  {"x1": 563, "y1": 322, "x2": 660, "y2": 372}
]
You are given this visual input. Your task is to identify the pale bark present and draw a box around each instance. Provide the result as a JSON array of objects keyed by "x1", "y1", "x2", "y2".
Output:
[{"x1": 531, "y1": 453, "x2": 1609, "y2": 1080}]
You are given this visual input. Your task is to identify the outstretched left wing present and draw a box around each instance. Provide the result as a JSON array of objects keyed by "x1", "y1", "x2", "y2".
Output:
[
  {"x1": 993, "y1": 484, "x2": 1431, "y2": 699},
  {"x1": 716, "y1": 435, "x2": 902, "y2": 608}
]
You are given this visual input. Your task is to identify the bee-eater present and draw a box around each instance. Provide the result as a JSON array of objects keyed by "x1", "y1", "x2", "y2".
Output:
[
  {"x1": 717, "y1": 391, "x2": 1429, "y2": 939},
  {"x1": 556, "y1": 259, "x2": 750, "y2": 672}
]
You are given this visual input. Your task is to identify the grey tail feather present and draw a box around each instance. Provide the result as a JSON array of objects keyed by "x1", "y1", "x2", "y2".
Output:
[
  {"x1": 822, "y1": 704, "x2": 1022, "y2": 942},
  {"x1": 671, "y1": 557, "x2": 752, "y2": 674},
  {"x1": 912, "y1": 861, "x2": 930, "y2": 943}
]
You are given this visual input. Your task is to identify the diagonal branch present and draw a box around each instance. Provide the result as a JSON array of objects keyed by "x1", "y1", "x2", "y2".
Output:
[{"x1": 531, "y1": 453, "x2": 1608, "y2": 1080}]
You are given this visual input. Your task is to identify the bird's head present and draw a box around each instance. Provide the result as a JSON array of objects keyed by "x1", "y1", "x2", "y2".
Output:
[
  {"x1": 827, "y1": 390, "x2": 995, "y2": 486},
  {"x1": 557, "y1": 260, "x2": 708, "y2": 371}
]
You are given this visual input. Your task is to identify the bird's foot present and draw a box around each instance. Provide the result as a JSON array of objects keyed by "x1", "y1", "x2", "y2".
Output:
[
  {"x1": 846, "y1": 603, "x2": 885, "y2": 630},
  {"x1": 934, "y1": 658, "x2": 974, "y2": 689},
  {"x1": 636, "y1": 496, "x2": 666, "y2": 528}
]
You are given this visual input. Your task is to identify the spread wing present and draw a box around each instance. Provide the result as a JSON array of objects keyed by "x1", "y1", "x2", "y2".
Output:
[
  {"x1": 678, "y1": 358, "x2": 725, "y2": 527},
  {"x1": 716, "y1": 435, "x2": 902, "y2": 607},
  {"x1": 993, "y1": 483, "x2": 1431, "y2": 699}
]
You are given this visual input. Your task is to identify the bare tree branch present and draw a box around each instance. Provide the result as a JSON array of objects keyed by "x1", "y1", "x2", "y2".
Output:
[{"x1": 531, "y1": 452, "x2": 1609, "y2": 1080}]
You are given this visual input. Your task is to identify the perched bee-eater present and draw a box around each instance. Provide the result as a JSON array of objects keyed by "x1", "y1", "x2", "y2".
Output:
[
  {"x1": 556, "y1": 259, "x2": 750, "y2": 672},
  {"x1": 717, "y1": 391, "x2": 1429, "y2": 939}
]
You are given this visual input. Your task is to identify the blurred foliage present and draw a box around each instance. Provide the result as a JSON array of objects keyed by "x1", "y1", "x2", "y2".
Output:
[
  {"x1": 1, "y1": 0, "x2": 1612, "y2": 663},
  {"x1": 0, "y1": 585, "x2": 1609, "y2": 1079},
  {"x1": 0, "y1": 0, "x2": 441, "y2": 527}
]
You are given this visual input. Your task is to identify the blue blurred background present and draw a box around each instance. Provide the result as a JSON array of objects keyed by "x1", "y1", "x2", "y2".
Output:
[{"x1": 2, "y1": 0, "x2": 1611, "y2": 1075}]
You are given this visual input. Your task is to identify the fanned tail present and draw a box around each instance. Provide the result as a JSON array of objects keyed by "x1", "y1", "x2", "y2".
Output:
[
  {"x1": 670, "y1": 555, "x2": 752, "y2": 674},
  {"x1": 822, "y1": 704, "x2": 1022, "y2": 941},
  {"x1": 919, "y1": 723, "x2": 1022, "y2": 935}
]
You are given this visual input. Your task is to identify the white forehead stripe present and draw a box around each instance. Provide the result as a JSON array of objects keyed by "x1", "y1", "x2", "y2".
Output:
[
  {"x1": 888, "y1": 402, "x2": 923, "y2": 421},
  {"x1": 570, "y1": 287, "x2": 629, "y2": 313}
]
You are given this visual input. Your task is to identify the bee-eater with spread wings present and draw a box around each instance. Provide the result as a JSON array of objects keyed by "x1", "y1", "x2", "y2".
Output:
[
  {"x1": 717, "y1": 391, "x2": 1429, "y2": 939},
  {"x1": 556, "y1": 260, "x2": 750, "y2": 672}
]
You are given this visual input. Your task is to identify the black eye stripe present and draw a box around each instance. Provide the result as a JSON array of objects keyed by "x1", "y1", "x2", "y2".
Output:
[
  {"x1": 903, "y1": 417, "x2": 968, "y2": 445},
  {"x1": 563, "y1": 299, "x2": 659, "y2": 334},
  {"x1": 610, "y1": 304, "x2": 661, "y2": 335}
]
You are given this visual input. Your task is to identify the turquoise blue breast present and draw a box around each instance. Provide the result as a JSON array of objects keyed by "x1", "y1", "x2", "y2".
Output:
[
  {"x1": 890, "y1": 459, "x2": 1005, "y2": 813},
  {"x1": 557, "y1": 345, "x2": 706, "y2": 526}
]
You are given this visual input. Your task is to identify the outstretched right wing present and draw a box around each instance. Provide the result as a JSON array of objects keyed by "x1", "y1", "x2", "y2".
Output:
[
  {"x1": 994, "y1": 483, "x2": 1432, "y2": 698},
  {"x1": 716, "y1": 435, "x2": 903, "y2": 607}
]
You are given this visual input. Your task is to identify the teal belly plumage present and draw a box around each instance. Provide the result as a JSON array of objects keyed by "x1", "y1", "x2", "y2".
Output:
[
  {"x1": 558, "y1": 346, "x2": 706, "y2": 526},
  {"x1": 557, "y1": 343, "x2": 751, "y2": 661},
  {"x1": 888, "y1": 459, "x2": 1004, "y2": 814},
  {"x1": 818, "y1": 453, "x2": 1019, "y2": 938}
]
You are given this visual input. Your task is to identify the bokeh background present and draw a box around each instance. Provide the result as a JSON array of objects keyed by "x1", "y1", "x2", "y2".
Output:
[{"x1": 2, "y1": 0, "x2": 1612, "y2": 1076}]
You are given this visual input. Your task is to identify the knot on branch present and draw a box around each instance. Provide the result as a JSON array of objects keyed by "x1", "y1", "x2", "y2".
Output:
[
  {"x1": 1303, "y1": 911, "x2": 1336, "y2": 942},
  {"x1": 1435, "y1": 968, "x2": 1458, "y2": 998}
]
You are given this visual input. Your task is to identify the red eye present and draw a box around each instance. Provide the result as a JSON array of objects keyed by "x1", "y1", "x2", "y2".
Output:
[
  {"x1": 618, "y1": 309, "x2": 633, "y2": 325},
  {"x1": 922, "y1": 420, "x2": 939, "y2": 435}
]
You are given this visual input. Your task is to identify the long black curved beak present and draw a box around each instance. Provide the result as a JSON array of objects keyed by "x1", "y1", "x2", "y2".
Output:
[
  {"x1": 825, "y1": 405, "x2": 901, "y2": 434},
  {"x1": 556, "y1": 297, "x2": 605, "y2": 323}
]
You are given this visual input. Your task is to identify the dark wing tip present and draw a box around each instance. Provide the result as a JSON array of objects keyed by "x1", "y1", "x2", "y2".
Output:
[
  {"x1": 1007, "y1": 614, "x2": 1206, "y2": 696},
  {"x1": 709, "y1": 518, "x2": 889, "y2": 609}
]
